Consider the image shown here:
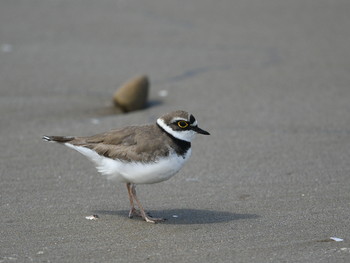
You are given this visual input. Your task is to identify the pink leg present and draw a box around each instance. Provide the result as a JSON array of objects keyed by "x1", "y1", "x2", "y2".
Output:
[
  {"x1": 127, "y1": 183, "x2": 165, "y2": 223},
  {"x1": 126, "y1": 183, "x2": 141, "y2": 218}
]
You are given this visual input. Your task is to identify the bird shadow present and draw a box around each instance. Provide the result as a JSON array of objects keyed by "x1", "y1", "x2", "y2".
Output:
[{"x1": 93, "y1": 208, "x2": 259, "y2": 225}]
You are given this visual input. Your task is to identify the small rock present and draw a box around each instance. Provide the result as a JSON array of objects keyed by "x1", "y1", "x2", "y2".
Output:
[
  {"x1": 318, "y1": 237, "x2": 344, "y2": 242},
  {"x1": 85, "y1": 214, "x2": 99, "y2": 220},
  {"x1": 90, "y1": 118, "x2": 100, "y2": 125},
  {"x1": 158, "y1": 90, "x2": 168, "y2": 97},
  {"x1": 330, "y1": 237, "x2": 344, "y2": 242},
  {"x1": 113, "y1": 75, "x2": 149, "y2": 112}
]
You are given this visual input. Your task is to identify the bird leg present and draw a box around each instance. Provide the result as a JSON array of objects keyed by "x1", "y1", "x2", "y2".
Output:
[
  {"x1": 126, "y1": 183, "x2": 165, "y2": 223},
  {"x1": 126, "y1": 183, "x2": 141, "y2": 218}
]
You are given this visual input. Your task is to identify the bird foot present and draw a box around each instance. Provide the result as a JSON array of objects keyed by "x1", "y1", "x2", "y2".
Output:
[
  {"x1": 128, "y1": 208, "x2": 165, "y2": 223},
  {"x1": 128, "y1": 208, "x2": 142, "y2": 218},
  {"x1": 143, "y1": 215, "x2": 166, "y2": 224}
]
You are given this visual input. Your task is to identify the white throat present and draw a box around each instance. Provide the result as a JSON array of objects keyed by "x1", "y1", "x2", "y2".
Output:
[{"x1": 157, "y1": 118, "x2": 196, "y2": 142}]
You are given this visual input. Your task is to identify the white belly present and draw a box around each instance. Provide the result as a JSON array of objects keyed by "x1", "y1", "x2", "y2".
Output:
[{"x1": 65, "y1": 143, "x2": 191, "y2": 184}]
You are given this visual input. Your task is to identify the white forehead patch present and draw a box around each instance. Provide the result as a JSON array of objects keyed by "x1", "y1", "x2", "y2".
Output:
[{"x1": 170, "y1": 117, "x2": 188, "y2": 123}]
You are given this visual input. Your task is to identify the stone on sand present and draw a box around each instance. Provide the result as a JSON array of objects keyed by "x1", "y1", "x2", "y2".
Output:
[{"x1": 113, "y1": 75, "x2": 149, "y2": 112}]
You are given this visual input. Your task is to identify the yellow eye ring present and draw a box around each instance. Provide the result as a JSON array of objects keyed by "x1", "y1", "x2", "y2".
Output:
[{"x1": 177, "y1": 121, "x2": 189, "y2": 128}]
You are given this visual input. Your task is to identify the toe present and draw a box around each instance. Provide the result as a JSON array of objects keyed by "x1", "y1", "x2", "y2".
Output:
[{"x1": 144, "y1": 216, "x2": 166, "y2": 223}]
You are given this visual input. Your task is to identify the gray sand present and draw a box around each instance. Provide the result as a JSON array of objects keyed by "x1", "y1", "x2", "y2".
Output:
[{"x1": 1, "y1": 0, "x2": 350, "y2": 262}]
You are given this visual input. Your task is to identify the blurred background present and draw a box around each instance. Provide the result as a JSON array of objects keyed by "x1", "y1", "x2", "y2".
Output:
[{"x1": 1, "y1": 1, "x2": 350, "y2": 262}]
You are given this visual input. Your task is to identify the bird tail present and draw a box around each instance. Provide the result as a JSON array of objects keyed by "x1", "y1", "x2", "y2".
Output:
[{"x1": 42, "y1": 135, "x2": 75, "y2": 143}]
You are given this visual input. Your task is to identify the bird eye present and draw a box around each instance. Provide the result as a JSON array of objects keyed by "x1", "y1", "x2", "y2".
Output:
[{"x1": 177, "y1": 121, "x2": 189, "y2": 128}]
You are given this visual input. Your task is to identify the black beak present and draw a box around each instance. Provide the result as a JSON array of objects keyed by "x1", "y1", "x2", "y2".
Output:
[{"x1": 192, "y1": 126, "x2": 210, "y2": 135}]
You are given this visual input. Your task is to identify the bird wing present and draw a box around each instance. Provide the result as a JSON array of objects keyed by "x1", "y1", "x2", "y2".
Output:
[{"x1": 68, "y1": 125, "x2": 170, "y2": 162}]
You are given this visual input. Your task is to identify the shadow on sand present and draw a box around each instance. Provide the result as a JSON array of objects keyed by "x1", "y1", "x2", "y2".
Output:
[{"x1": 94, "y1": 208, "x2": 259, "y2": 225}]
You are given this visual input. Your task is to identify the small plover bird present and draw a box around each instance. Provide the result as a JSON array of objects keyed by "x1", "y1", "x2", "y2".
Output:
[{"x1": 43, "y1": 110, "x2": 209, "y2": 223}]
